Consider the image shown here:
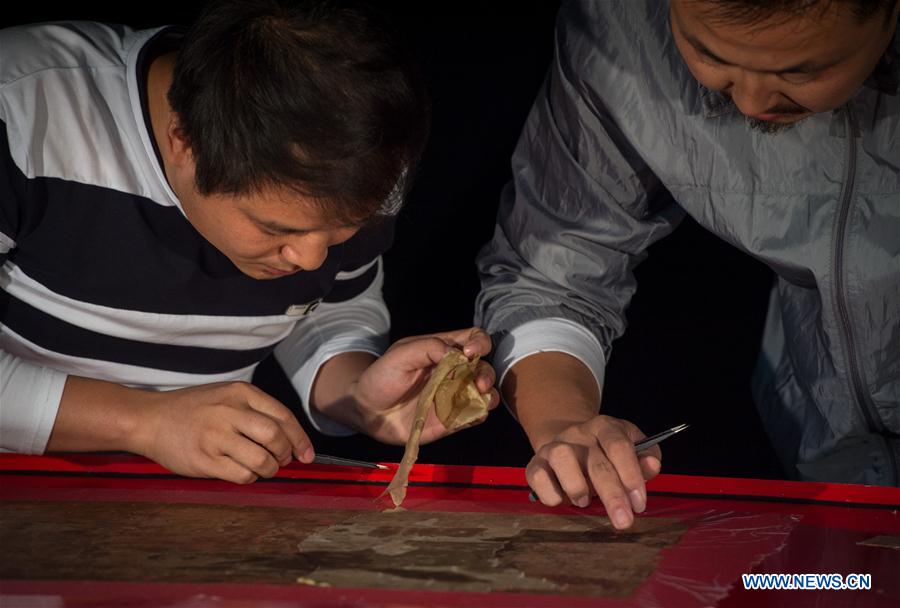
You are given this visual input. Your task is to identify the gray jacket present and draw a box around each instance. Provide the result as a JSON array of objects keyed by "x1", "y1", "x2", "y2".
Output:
[{"x1": 475, "y1": 0, "x2": 900, "y2": 485}]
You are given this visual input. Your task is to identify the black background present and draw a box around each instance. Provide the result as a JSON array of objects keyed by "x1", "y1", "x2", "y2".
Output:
[{"x1": 4, "y1": 2, "x2": 783, "y2": 479}]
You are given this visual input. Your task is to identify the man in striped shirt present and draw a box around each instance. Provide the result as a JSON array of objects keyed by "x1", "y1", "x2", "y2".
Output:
[{"x1": 0, "y1": 0, "x2": 499, "y2": 483}]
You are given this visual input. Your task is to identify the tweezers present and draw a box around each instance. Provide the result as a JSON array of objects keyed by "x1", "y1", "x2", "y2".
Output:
[
  {"x1": 528, "y1": 422, "x2": 689, "y2": 502},
  {"x1": 312, "y1": 453, "x2": 389, "y2": 470},
  {"x1": 633, "y1": 423, "x2": 690, "y2": 452}
]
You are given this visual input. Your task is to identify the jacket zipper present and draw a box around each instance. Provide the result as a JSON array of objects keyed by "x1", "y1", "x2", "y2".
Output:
[{"x1": 834, "y1": 102, "x2": 898, "y2": 484}]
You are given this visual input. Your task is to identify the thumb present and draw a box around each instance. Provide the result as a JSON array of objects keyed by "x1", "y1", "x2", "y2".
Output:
[{"x1": 387, "y1": 336, "x2": 452, "y2": 372}]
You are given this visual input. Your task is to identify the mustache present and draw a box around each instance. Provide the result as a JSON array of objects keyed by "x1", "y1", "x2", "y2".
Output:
[{"x1": 762, "y1": 104, "x2": 810, "y2": 115}]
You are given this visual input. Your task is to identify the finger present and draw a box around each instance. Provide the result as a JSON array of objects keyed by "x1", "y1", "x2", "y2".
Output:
[
  {"x1": 622, "y1": 422, "x2": 664, "y2": 463},
  {"x1": 584, "y1": 448, "x2": 635, "y2": 530},
  {"x1": 208, "y1": 455, "x2": 259, "y2": 485},
  {"x1": 474, "y1": 361, "x2": 496, "y2": 394},
  {"x1": 639, "y1": 453, "x2": 662, "y2": 480},
  {"x1": 221, "y1": 435, "x2": 281, "y2": 479},
  {"x1": 418, "y1": 327, "x2": 492, "y2": 358},
  {"x1": 542, "y1": 442, "x2": 592, "y2": 507},
  {"x1": 486, "y1": 387, "x2": 500, "y2": 411},
  {"x1": 238, "y1": 384, "x2": 315, "y2": 463},
  {"x1": 526, "y1": 456, "x2": 566, "y2": 507},
  {"x1": 276, "y1": 415, "x2": 314, "y2": 464},
  {"x1": 387, "y1": 336, "x2": 452, "y2": 370},
  {"x1": 595, "y1": 422, "x2": 648, "y2": 514},
  {"x1": 232, "y1": 409, "x2": 294, "y2": 466},
  {"x1": 461, "y1": 327, "x2": 491, "y2": 358}
]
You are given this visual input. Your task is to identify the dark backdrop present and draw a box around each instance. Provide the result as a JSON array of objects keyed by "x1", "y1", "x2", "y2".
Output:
[{"x1": 4, "y1": 1, "x2": 783, "y2": 479}]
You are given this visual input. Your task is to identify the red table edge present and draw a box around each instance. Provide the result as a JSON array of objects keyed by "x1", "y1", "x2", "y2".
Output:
[{"x1": 2, "y1": 453, "x2": 899, "y2": 507}]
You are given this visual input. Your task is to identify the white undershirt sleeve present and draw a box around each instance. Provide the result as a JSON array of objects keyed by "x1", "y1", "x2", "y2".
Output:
[
  {"x1": 0, "y1": 348, "x2": 68, "y2": 453},
  {"x1": 491, "y1": 317, "x2": 606, "y2": 418},
  {"x1": 274, "y1": 258, "x2": 390, "y2": 436}
]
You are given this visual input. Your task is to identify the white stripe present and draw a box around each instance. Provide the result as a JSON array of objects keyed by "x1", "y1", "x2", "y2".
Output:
[
  {"x1": 1, "y1": 262, "x2": 300, "y2": 349},
  {"x1": 0, "y1": 231, "x2": 15, "y2": 254},
  {"x1": 1, "y1": 325, "x2": 257, "y2": 390},
  {"x1": 1, "y1": 23, "x2": 180, "y2": 208},
  {"x1": 334, "y1": 258, "x2": 379, "y2": 281}
]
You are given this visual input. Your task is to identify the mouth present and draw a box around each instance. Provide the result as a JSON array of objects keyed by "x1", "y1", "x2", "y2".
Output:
[
  {"x1": 259, "y1": 265, "x2": 299, "y2": 277},
  {"x1": 751, "y1": 112, "x2": 809, "y2": 123}
]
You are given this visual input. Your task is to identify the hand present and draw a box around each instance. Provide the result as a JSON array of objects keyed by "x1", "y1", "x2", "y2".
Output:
[
  {"x1": 526, "y1": 415, "x2": 662, "y2": 530},
  {"x1": 350, "y1": 327, "x2": 500, "y2": 444},
  {"x1": 132, "y1": 381, "x2": 314, "y2": 484}
]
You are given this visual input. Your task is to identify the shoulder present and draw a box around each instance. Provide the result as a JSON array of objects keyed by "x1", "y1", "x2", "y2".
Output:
[
  {"x1": 557, "y1": 0, "x2": 669, "y2": 65},
  {"x1": 555, "y1": 0, "x2": 691, "y2": 105},
  {"x1": 0, "y1": 22, "x2": 149, "y2": 86}
]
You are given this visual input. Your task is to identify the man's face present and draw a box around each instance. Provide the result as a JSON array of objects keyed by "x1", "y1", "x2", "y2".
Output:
[
  {"x1": 670, "y1": 0, "x2": 898, "y2": 130},
  {"x1": 176, "y1": 181, "x2": 360, "y2": 280}
]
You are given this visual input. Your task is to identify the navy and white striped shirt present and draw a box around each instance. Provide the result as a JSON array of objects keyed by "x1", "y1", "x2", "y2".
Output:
[{"x1": 0, "y1": 22, "x2": 393, "y2": 452}]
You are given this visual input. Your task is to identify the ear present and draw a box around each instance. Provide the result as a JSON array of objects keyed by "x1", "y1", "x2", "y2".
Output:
[{"x1": 165, "y1": 114, "x2": 194, "y2": 169}]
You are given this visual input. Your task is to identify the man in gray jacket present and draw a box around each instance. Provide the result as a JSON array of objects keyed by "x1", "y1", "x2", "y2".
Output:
[{"x1": 477, "y1": 0, "x2": 899, "y2": 529}]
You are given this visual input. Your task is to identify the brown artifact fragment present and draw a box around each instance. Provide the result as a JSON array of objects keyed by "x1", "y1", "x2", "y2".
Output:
[{"x1": 381, "y1": 349, "x2": 489, "y2": 507}]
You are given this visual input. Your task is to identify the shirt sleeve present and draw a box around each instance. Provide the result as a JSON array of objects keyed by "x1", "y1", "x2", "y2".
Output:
[
  {"x1": 0, "y1": 349, "x2": 68, "y2": 453},
  {"x1": 0, "y1": 106, "x2": 65, "y2": 453},
  {"x1": 274, "y1": 257, "x2": 390, "y2": 436},
  {"x1": 491, "y1": 317, "x2": 607, "y2": 416},
  {"x1": 475, "y1": 0, "x2": 685, "y2": 373}
]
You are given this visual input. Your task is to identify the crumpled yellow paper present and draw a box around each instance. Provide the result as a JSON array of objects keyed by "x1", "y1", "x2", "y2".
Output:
[{"x1": 381, "y1": 349, "x2": 489, "y2": 507}]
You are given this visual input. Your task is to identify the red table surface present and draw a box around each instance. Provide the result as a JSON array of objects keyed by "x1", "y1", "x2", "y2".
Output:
[{"x1": 1, "y1": 453, "x2": 898, "y2": 608}]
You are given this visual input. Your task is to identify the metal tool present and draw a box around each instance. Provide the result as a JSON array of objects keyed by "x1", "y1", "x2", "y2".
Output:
[
  {"x1": 633, "y1": 423, "x2": 689, "y2": 453},
  {"x1": 528, "y1": 423, "x2": 689, "y2": 502},
  {"x1": 312, "y1": 453, "x2": 389, "y2": 470}
]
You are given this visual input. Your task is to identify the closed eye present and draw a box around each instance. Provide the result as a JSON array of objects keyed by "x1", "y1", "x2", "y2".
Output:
[
  {"x1": 256, "y1": 223, "x2": 310, "y2": 237},
  {"x1": 698, "y1": 50, "x2": 724, "y2": 66},
  {"x1": 779, "y1": 71, "x2": 819, "y2": 84}
]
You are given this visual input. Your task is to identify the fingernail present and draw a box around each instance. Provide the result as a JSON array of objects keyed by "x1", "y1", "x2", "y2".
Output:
[
  {"x1": 612, "y1": 507, "x2": 631, "y2": 529},
  {"x1": 463, "y1": 343, "x2": 476, "y2": 357},
  {"x1": 629, "y1": 488, "x2": 646, "y2": 513},
  {"x1": 302, "y1": 447, "x2": 314, "y2": 464},
  {"x1": 574, "y1": 495, "x2": 589, "y2": 508}
]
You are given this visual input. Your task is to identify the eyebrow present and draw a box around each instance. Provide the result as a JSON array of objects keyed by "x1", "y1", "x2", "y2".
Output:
[
  {"x1": 247, "y1": 212, "x2": 359, "y2": 234},
  {"x1": 682, "y1": 30, "x2": 835, "y2": 74}
]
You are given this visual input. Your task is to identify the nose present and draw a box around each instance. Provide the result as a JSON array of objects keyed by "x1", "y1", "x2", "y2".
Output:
[
  {"x1": 280, "y1": 234, "x2": 329, "y2": 271},
  {"x1": 729, "y1": 71, "x2": 781, "y2": 117}
]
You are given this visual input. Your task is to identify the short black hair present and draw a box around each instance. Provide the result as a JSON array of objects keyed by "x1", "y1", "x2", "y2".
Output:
[
  {"x1": 167, "y1": 0, "x2": 430, "y2": 223},
  {"x1": 688, "y1": 0, "x2": 899, "y2": 27}
]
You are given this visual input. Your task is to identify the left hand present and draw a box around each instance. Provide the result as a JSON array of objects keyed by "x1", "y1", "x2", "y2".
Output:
[{"x1": 350, "y1": 327, "x2": 500, "y2": 444}]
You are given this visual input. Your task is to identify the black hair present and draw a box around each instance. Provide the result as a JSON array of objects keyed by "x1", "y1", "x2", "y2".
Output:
[
  {"x1": 167, "y1": 0, "x2": 430, "y2": 223},
  {"x1": 688, "y1": 0, "x2": 899, "y2": 27}
]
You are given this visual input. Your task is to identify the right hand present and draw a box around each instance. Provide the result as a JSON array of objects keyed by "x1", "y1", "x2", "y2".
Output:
[
  {"x1": 132, "y1": 381, "x2": 314, "y2": 484},
  {"x1": 526, "y1": 414, "x2": 662, "y2": 530}
]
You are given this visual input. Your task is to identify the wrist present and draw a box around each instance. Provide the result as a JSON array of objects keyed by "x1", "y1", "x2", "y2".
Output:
[
  {"x1": 49, "y1": 376, "x2": 153, "y2": 454},
  {"x1": 309, "y1": 352, "x2": 377, "y2": 431},
  {"x1": 503, "y1": 353, "x2": 600, "y2": 451},
  {"x1": 344, "y1": 379, "x2": 404, "y2": 443},
  {"x1": 117, "y1": 387, "x2": 160, "y2": 457}
]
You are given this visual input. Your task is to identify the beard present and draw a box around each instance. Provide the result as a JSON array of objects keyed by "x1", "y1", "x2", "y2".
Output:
[{"x1": 746, "y1": 117, "x2": 798, "y2": 134}]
